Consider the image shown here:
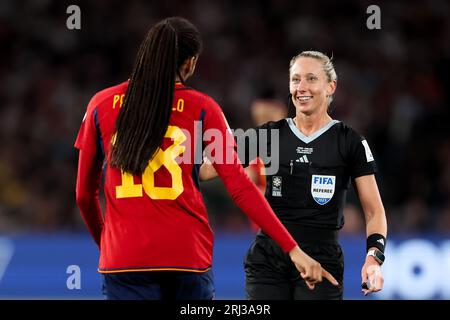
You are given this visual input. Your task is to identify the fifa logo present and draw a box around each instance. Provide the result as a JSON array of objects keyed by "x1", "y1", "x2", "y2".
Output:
[{"x1": 313, "y1": 176, "x2": 334, "y2": 185}]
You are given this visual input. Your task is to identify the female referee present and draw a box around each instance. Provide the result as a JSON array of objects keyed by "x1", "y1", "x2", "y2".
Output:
[
  {"x1": 200, "y1": 51, "x2": 388, "y2": 299},
  {"x1": 75, "y1": 18, "x2": 337, "y2": 300}
]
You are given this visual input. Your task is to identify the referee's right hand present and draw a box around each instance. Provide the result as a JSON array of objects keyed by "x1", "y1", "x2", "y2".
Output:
[{"x1": 289, "y1": 246, "x2": 339, "y2": 290}]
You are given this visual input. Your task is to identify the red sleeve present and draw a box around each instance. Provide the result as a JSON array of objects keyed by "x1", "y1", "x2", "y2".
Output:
[
  {"x1": 202, "y1": 97, "x2": 297, "y2": 253},
  {"x1": 74, "y1": 96, "x2": 104, "y2": 247}
]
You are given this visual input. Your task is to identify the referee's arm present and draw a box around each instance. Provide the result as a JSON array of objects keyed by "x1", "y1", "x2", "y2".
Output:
[
  {"x1": 354, "y1": 174, "x2": 387, "y2": 241},
  {"x1": 354, "y1": 174, "x2": 387, "y2": 295}
]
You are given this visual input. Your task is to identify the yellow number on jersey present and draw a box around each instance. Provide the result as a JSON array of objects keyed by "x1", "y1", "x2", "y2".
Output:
[
  {"x1": 115, "y1": 126, "x2": 186, "y2": 200},
  {"x1": 116, "y1": 172, "x2": 143, "y2": 198}
]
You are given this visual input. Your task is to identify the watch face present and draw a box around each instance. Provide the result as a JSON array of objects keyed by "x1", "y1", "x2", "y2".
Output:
[
  {"x1": 368, "y1": 249, "x2": 385, "y2": 265},
  {"x1": 372, "y1": 250, "x2": 385, "y2": 265},
  {"x1": 375, "y1": 250, "x2": 385, "y2": 262}
]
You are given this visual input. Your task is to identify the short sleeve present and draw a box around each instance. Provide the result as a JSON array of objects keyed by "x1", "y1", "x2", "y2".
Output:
[
  {"x1": 346, "y1": 128, "x2": 377, "y2": 178},
  {"x1": 74, "y1": 97, "x2": 99, "y2": 157}
]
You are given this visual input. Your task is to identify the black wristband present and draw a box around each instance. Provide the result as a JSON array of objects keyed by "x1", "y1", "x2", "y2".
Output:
[{"x1": 366, "y1": 233, "x2": 386, "y2": 253}]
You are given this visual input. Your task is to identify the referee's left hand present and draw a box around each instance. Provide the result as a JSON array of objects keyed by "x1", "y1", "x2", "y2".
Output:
[{"x1": 361, "y1": 257, "x2": 384, "y2": 296}]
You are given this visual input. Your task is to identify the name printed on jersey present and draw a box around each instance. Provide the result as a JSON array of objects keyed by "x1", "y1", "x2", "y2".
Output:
[{"x1": 311, "y1": 175, "x2": 336, "y2": 205}]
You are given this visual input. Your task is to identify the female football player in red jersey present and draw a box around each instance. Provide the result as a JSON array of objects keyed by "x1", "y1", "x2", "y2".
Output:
[{"x1": 75, "y1": 17, "x2": 337, "y2": 300}]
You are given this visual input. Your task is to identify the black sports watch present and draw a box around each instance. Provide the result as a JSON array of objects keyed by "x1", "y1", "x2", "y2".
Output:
[{"x1": 367, "y1": 249, "x2": 385, "y2": 266}]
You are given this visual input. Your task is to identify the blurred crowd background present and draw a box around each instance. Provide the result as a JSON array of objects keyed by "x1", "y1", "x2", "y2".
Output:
[{"x1": 0, "y1": 0, "x2": 449, "y2": 236}]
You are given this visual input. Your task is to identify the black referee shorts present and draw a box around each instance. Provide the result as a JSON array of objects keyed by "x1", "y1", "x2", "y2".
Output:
[{"x1": 244, "y1": 232, "x2": 344, "y2": 300}]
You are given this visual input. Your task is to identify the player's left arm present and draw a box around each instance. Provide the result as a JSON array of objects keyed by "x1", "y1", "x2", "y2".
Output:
[
  {"x1": 76, "y1": 147, "x2": 104, "y2": 248},
  {"x1": 74, "y1": 96, "x2": 105, "y2": 248},
  {"x1": 354, "y1": 174, "x2": 387, "y2": 296}
]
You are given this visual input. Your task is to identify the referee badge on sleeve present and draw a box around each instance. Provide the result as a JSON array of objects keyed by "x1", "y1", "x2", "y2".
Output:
[
  {"x1": 311, "y1": 175, "x2": 335, "y2": 205},
  {"x1": 361, "y1": 140, "x2": 374, "y2": 162},
  {"x1": 272, "y1": 176, "x2": 282, "y2": 197}
]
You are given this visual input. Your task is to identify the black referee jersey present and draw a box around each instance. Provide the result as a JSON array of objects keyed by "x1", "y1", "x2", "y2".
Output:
[{"x1": 242, "y1": 118, "x2": 377, "y2": 235}]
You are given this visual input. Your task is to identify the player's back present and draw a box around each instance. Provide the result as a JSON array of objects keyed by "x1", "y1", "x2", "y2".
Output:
[{"x1": 90, "y1": 81, "x2": 215, "y2": 273}]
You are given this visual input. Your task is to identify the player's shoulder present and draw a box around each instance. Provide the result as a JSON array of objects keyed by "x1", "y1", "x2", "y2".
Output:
[
  {"x1": 176, "y1": 84, "x2": 207, "y2": 100},
  {"x1": 181, "y1": 86, "x2": 225, "y2": 114},
  {"x1": 87, "y1": 81, "x2": 128, "y2": 112},
  {"x1": 176, "y1": 84, "x2": 219, "y2": 110}
]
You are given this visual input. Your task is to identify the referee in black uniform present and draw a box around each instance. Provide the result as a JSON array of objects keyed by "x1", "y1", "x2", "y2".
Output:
[{"x1": 200, "y1": 51, "x2": 387, "y2": 299}]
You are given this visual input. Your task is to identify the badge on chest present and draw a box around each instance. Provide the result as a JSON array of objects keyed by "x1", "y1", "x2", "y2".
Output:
[
  {"x1": 311, "y1": 175, "x2": 336, "y2": 205},
  {"x1": 271, "y1": 176, "x2": 282, "y2": 197}
]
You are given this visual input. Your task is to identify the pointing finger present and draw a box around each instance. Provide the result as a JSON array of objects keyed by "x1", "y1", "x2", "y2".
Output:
[{"x1": 322, "y1": 269, "x2": 339, "y2": 286}]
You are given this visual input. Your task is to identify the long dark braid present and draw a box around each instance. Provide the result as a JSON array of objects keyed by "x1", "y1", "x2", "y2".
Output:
[{"x1": 110, "y1": 17, "x2": 202, "y2": 175}]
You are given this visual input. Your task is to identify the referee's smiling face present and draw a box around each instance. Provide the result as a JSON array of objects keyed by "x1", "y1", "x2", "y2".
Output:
[{"x1": 289, "y1": 57, "x2": 336, "y2": 116}]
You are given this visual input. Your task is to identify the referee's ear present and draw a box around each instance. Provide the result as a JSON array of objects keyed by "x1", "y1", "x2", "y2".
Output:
[{"x1": 326, "y1": 80, "x2": 337, "y2": 97}]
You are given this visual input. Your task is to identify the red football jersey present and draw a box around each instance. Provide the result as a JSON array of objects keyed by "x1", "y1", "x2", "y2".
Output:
[{"x1": 75, "y1": 81, "x2": 296, "y2": 273}]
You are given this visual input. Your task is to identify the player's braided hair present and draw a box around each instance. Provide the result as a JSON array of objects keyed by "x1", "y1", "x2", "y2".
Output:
[{"x1": 110, "y1": 17, "x2": 202, "y2": 175}]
